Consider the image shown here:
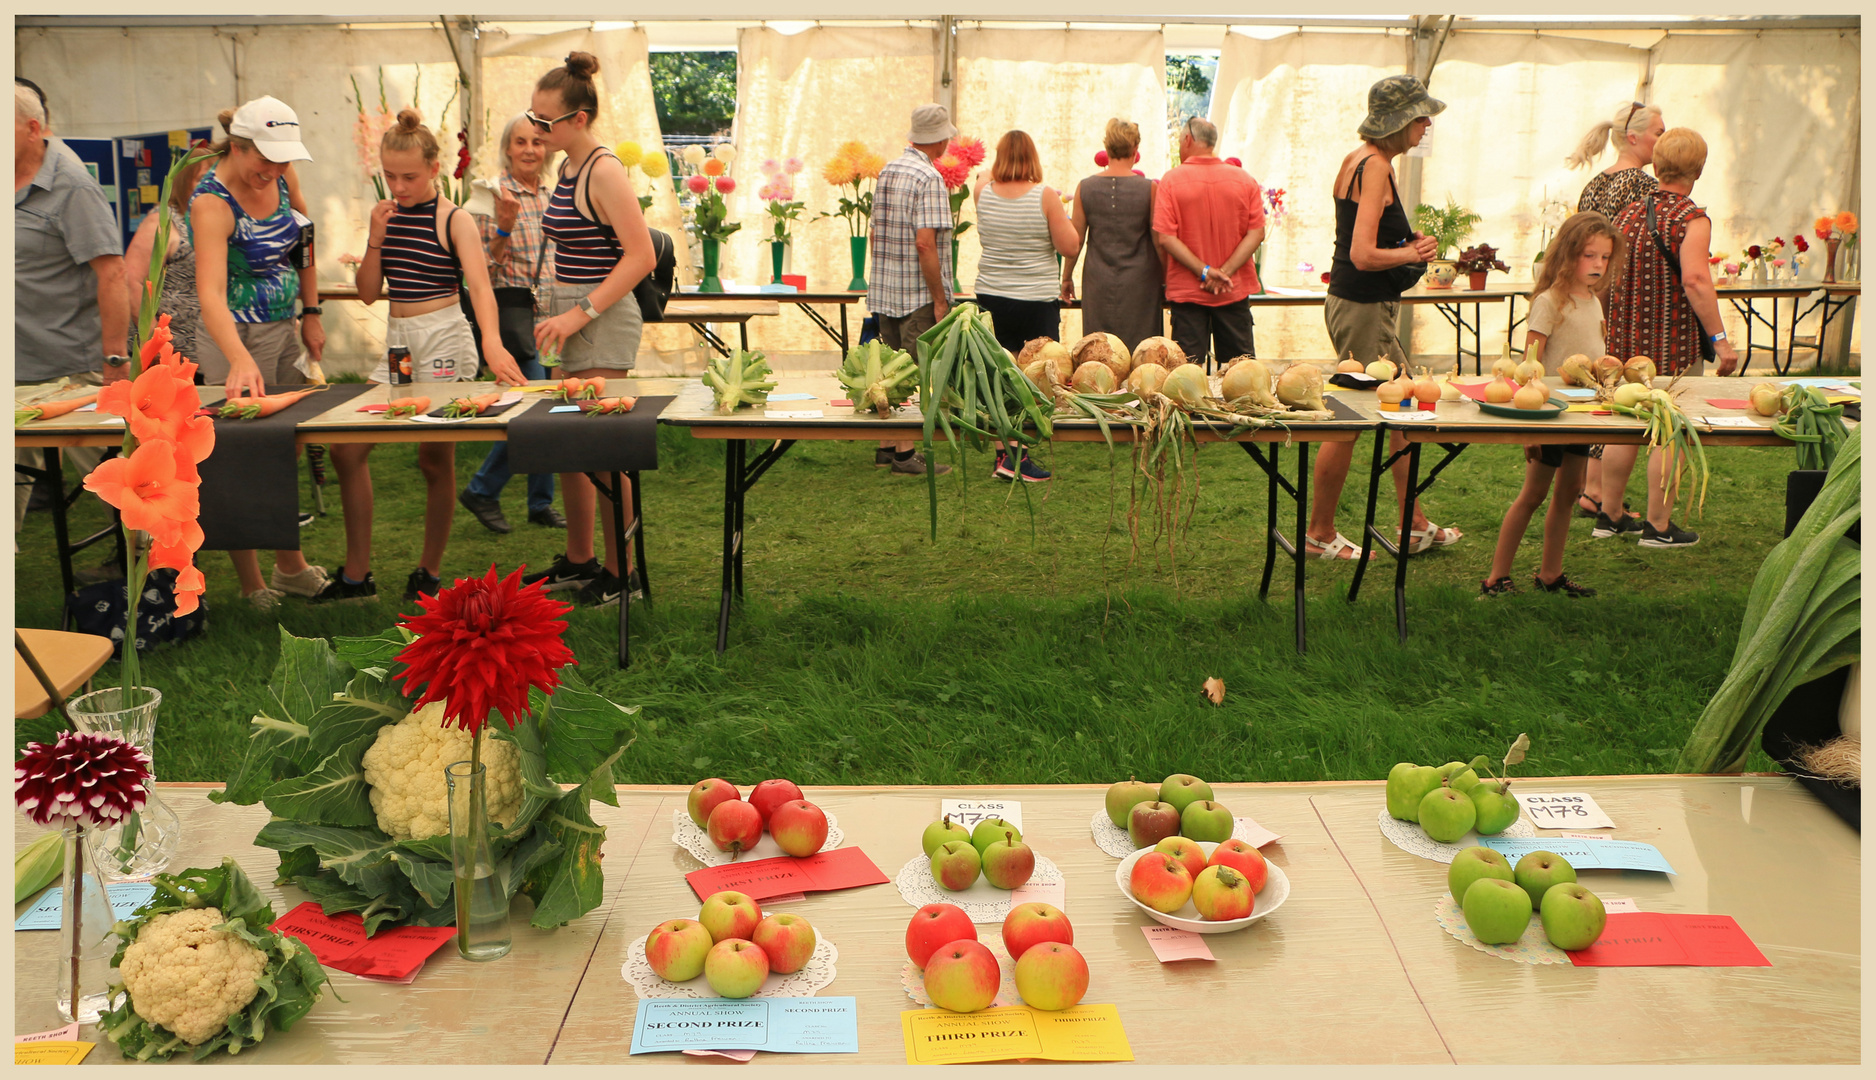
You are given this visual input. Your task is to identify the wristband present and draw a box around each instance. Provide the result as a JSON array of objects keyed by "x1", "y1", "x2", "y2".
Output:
[
  {"x1": 1200, "y1": 265, "x2": 1211, "y2": 283},
  {"x1": 1709, "y1": 330, "x2": 1727, "y2": 344},
  {"x1": 495, "y1": 227, "x2": 512, "y2": 238}
]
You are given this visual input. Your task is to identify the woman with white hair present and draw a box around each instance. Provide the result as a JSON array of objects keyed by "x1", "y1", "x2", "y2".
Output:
[{"x1": 458, "y1": 112, "x2": 564, "y2": 535}]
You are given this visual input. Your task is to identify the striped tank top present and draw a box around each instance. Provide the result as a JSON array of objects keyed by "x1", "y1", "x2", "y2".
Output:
[
  {"x1": 189, "y1": 172, "x2": 301, "y2": 323},
  {"x1": 543, "y1": 148, "x2": 624, "y2": 283},
  {"x1": 972, "y1": 185, "x2": 1058, "y2": 302},
  {"x1": 380, "y1": 197, "x2": 461, "y2": 303}
]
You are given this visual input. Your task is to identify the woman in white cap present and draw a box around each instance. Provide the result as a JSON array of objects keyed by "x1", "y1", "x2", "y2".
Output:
[{"x1": 190, "y1": 95, "x2": 328, "y2": 604}]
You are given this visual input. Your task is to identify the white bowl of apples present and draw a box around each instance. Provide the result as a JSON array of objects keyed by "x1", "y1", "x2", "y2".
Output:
[{"x1": 1116, "y1": 839, "x2": 1289, "y2": 934}]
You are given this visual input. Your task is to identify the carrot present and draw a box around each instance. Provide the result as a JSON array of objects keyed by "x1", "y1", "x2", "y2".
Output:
[
  {"x1": 15, "y1": 392, "x2": 100, "y2": 425},
  {"x1": 584, "y1": 377, "x2": 610, "y2": 397},
  {"x1": 385, "y1": 396, "x2": 432, "y2": 419},
  {"x1": 441, "y1": 391, "x2": 505, "y2": 418},
  {"x1": 218, "y1": 386, "x2": 326, "y2": 420},
  {"x1": 555, "y1": 377, "x2": 604, "y2": 402},
  {"x1": 584, "y1": 395, "x2": 637, "y2": 416}
]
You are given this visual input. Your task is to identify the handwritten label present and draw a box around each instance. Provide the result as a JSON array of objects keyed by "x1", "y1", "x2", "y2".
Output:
[
  {"x1": 549, "y1": 405, "x2": 582, "y2": 413},
  {"x1": 270, "y1": 902, "x2": 455, "y2": 981},
  {"x1": 15, "y1": 882, "x2": 156, "y2": 930},
  {"x1": 630, "y1": 997, "x2": 859, "y2": 1054},
  {"x1": 1141, "y1": 925, "x2": 1215, "y2": 962},
  {"x1": 1233, "y1": 816, "x2": 1282, "y2": 848},
  {"x1": 14, "y1": 1040, "x2": 93, "y2": 1065},
  {"x1": 901, "y1": 1005, "x2": 1133, "y2": 1064},
  {"x1": 1388, "y1": 410, "x2": 1438, "y2": 421},
  {"x1": 764, "y1": 393, "x2": 817, "y2": 401},
  {"x1": 1703, "y1": 416, "x2": 1767, "y2": 428},
  {"x1": 938, "y1": 800, "x2": 1023, "y2": 832},
  {"x1": 1515, "y1": 792, "x2": 1615, "y2": 830},
  {"x1": 763, "y1": 410, "x2": 824, "y2": 419},
  {"x1": 1009, "y1": 880, "x2": 1065, "y2": 912},
  {"x1": 1479, "y1": 837, "x2": 1674, "y2": 875}
]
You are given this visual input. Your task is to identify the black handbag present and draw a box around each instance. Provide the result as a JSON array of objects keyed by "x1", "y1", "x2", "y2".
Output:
[
  {"x1": 65, "y1": 568, "x2": 209, "y2": 660},
  {"x1": 1646, "y1": 197, "x2": 1717, "y2": 363},
  {"x1": 1386, "y1": 259, "x2": 1428, "y2": 294},
  {"x1": 633, "y1": 228, "x2": 676, "y2": 323}
]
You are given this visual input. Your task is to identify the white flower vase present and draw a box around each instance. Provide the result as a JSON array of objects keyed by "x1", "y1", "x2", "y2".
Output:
[{"x1": 1750, "y1": 261, "x2": 1768, "y2": 285}]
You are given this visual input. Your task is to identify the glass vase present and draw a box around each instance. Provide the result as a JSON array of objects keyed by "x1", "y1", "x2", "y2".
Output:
[
  {"x1": 1824, "y1": 238, "x2": 1840, "y2": 283},
  {"x1": 446, "y1": 761, "x2": 512, "y2": 962},
  {"x1": 848, "y1": 235, "x2": 869, "y2": 292},
  {"x1": 58, "y1": 826, "x2": 120, "y2": 1024},
  {"x1": 69, "y1": 686, "x2": 180, "y2": 881},
  {"x1": 700, "y1": 237, "x2": 723, "y2": 293}
]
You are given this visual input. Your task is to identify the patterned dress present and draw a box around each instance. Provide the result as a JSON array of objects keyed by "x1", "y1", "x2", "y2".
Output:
[
  {"x1": 1606, "y1": 190, "x2": 1708, "y2": 373},
  {"x1": 1577, "y1": 167, "x2": 1657, "y2": 222},
  {"x1": 127, "y1": 207, "x2": 200, "y2": 358},
  {"x1": 188, "y1": 172, "x2": 301, "y2": 323}
]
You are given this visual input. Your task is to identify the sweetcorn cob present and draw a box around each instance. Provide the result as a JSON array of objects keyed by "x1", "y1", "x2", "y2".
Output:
[
  {"x1": 837, "y1": 340, "x2": 919, "y2": 416},
  {"x1": 704, "y1": 349, "x2": 778, "y2": 414}
]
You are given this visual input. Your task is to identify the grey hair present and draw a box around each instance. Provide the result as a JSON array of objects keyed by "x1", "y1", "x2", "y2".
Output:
[
  {"x1": 15, "y1": 83, "x2": 46, "y2": 126},
  {"x1": 1183, "y1": 116, "x2": 1218, "y2": 150},
  {"x1": 496, "y1": 111, "x2": 557, "y2": 177}
]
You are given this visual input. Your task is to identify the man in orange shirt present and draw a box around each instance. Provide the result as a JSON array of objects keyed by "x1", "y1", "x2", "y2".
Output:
[{"x1": 1152, "y1": 118, "x2": 1264, "y2": 366}]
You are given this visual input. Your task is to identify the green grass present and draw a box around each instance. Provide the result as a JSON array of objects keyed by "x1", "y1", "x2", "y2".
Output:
[{"x1": 15, "y1": 423, "x2": 1791, "y2": 782}]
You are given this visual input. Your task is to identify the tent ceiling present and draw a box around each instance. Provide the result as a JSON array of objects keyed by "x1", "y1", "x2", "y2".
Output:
[{"x1": 15, "y1": 14, "x2": 1858, "y2": 31}]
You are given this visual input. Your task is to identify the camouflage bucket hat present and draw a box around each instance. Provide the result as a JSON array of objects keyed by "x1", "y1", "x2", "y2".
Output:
[{"x1": 1358, "y1": 75, "x2": 1446, "y2": 140}]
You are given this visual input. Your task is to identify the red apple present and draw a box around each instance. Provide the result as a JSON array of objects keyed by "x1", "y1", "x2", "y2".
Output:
[
  {"x1": 687, "y1": 778, "x2": 741, "y2": 830},
  {"x1": 1153, "y1": 836, "x2": 1207, "y2": 880},
  {"x1": 768, "y1": 799, "x2": 829, "y2": 858},
  {"x1": 1128, "y1": 852, "x2": 1194, "y2": 914},
  {"x1": 905, "y1": 903, "x2": 977, "y2": 969},
  {"x1": 1001, "y1": 902, "x2": 1073, "y2": 962},
  {"x1": 1013, "y1": 941, "x2": 1088, "y2": 1011},
  {"x1": 1190, "y1": 864, "x2": 1255, "y2": 921},
  {"x1": 1207, "y1": 838, "x2": 1268, "y2": 893},
  {"x1": 922, "y1": 939, "x2": 1000, "y2": 1014},
  {"x1": 747, "y1": 778, "x2": 804, "y2": 828},
  {"x1": 751, "y1": 913, "x2": 817, "y2": 975},
  {"x1": 703, "y1": 937, "x2": 770, "y2": 999},
  {"x1": 645, "y1": 918, "x2": 714, "y2": 982},
  {"x1": 707, "y1": 799, "x2": 763, "y2": 856},
  {"x1": 698, "y1": 890, "x2": 761, "y2": 943}
]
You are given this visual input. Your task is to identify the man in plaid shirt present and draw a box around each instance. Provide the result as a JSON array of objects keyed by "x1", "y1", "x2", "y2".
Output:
[{"x1": 866, "y1": 103, "x2": 955, "y2": 475}]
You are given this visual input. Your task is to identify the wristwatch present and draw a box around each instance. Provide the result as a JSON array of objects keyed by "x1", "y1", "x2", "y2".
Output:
[
  {"x1": 301, "y1": 305, "x2": 324, "y2": 317},
  {"x1": 576, "y1": 297, "x2": 602, "y2": 321},
  {"x1": 102, "y1": 354, "x2": 129, "y2": 369}
]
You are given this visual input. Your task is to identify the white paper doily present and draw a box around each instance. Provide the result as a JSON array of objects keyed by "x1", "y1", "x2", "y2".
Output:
[
  {"x1": 623, "y1": 927, "x2": 840, "y2": 998},
  {"x1": 1376, "y1": 807, "x2": 1537, "y2": 863},
  {"x1": 894, "y1": 855, "x2": 1065, "y2": 923},
  {"x1": 1088, "y1": 810, "x2": 1269, "y2": 858},
  {"x1": 1432, "y1": 895, "x2": 1570, "y2": 965},
  {"x1": 671, "y1": 809, "x2": 844, "y2": 866},
  {"x1": 900, "y1": 940, "x2": 1024, "y2": 1009}
]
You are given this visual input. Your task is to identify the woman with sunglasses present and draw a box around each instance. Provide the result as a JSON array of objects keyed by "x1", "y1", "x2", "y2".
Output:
[{"x1": 517, "y1": 51, "x2": 658, "y2": 608}]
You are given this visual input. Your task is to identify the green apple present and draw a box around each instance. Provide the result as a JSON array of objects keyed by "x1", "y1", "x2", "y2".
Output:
[
  {"x1": 970, "y1": 818, "x2": 1021, "y2": 856},
  {"x1": 930, "y1": 840, "x2": 983, "y2": 891},
  {"x1": 1385, "y1": 763, "x2": 1441, "y2": 822},
  {"x1": 1416, "y1": 784, "x2": 1477, "y2": 843},
  {"x1": 922, "y1": 815, "x2": 971, "y2": 859},
  {"x1": 1447, "y1": 846, "x2": 1516, "y2": 903},
  {"x1": 1468, "y1": 781, "x2": 1520, "y2": 836},
  {"x1": 1179, "y1": 800, "x2": 1234, "y2": 842},
  {"x1": 1104, "y1": 778, "x2": 1160, "y2": 829},
  {"x1": 1159, "y1": 774, "x2": 1214, "y2": 817},
  {"x1": 1434, "y1": 760, "x2": 1481, "y2": 793},
  {"x1": 1539, "y1": 882, "x2": 1607, "y2": 951},
  {"x1": 1514, "y1": 850, "x2": 1577, "y2": 909},
  {"x1": 1462, "y1": 877, "x2": 1533, "y2": 945}
]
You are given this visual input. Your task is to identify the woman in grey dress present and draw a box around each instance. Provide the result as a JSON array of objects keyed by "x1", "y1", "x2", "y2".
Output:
[{"x1": 1062, "y1": 117, "x2": 1160, "y2": 349}]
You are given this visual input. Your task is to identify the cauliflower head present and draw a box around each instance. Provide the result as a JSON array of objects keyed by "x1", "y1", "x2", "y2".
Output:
[
  {"x1": 360, "y1": 701, "x2": 523, "y2": 841},
  {"x1": 119, "y1": 908, "x2": 267, "y2": 1046}
]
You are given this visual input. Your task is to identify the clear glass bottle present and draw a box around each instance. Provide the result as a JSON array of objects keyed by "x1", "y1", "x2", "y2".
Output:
[
  {"x1": 446, "y1": 761, "x2": 513, "y2": 961},
  {"x1": 58, "y1": 826, "x2": 120, "y2": 1024},
  {"x1": 68, "y1": 686, "x2": 180, "y2": 881}
]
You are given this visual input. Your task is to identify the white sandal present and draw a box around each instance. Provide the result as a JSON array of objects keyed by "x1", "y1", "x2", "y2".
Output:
[
  {"x1": 1401, "y1": 524, "x2": 1463, "y2": 554},
  {"x1": 1304, "y1": 532, "x2": 1371, "y2": 561}
]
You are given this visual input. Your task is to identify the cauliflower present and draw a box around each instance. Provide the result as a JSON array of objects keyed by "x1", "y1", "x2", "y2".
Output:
[
  {"x1": 360, "y1": 701, "x2": 522, "y2": 841},
  {"x1": 118, "y1": 908, "x2": 267, "y2": 1046}
]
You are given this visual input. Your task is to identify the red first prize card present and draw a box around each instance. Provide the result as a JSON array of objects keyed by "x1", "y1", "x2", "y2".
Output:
[
  {"x1": 1568, "y1": 912, "x2": 1771, "y2": 968},
  {"x1": 686, "y1": 846, "x2": 888, "y2": 902},
  {"x1": 271, "y1": 902, "x2": 457, "y2": 981}
]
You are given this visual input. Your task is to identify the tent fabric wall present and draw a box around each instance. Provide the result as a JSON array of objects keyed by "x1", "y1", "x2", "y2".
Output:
[{"x1": 723, "y1": 24, "x2": 938, "y2": 359}]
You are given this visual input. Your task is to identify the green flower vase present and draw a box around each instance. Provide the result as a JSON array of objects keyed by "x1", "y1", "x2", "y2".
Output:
[{"x1": 848, "y1": 235, "x2": 868, "y2": 292}]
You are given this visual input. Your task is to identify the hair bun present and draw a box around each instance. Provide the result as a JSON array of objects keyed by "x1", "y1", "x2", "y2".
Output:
[
  {"x1": 395, "y1": 107, "x2": 425, "y2": 132},
  {"x1": 217, "y1": 107, "x2": 237, "y2": 133},
  {"x1": 564, "y1": 51, "x2": 599, "y2": 79}
]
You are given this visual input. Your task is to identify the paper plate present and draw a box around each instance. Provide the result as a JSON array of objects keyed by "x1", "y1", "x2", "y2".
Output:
[
  {"x1": 895, "y1": 854, "x2": 1065, "y2": 923},
  {"x1": 1376, "y1": 807, "x2": 1537, "y2": 863},
  {"x1": 1088, "y1": 810, "x2": 1271, "y2": 859},
  {"x1": 1433, "y1": 895, "x2": 1571, "y2": 965},
  {"x1": 1115, "y1": 842, "x2": 1288, "y2": 933},
  {"x1": 623, "y1": 926, "x2": 839, "y2": 998},
  {"x1": 1476, "y1": 396, "x2": 1569, "y2": 419},
  {"x1": 672, "y1": 809, "x2": 843, "y2": 866},
  {"x1": 900, "y1": 940, "x2": 1024, "y2": 1010}
]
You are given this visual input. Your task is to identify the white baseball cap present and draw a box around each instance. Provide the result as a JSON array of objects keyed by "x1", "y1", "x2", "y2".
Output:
[{"x1": 229, "y1": 96, "x2": 312, "y2": 163}]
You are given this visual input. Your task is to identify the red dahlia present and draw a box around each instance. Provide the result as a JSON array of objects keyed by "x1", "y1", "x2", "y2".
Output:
[
  {"x1": 394, "y1": 564, "x2": 576, "y2": 733},
  {"x1": 15, "y1": 731, "x2": 151, "y2": 828}
]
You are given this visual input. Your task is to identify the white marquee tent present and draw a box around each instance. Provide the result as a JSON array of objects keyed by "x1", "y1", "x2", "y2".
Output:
[{"x1": 16, "y1": 13, "x2": 1861, "y2": 375}]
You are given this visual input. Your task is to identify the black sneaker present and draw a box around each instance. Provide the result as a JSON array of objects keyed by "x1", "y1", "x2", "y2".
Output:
[
  {"x1": 1590, "y1": 511, "x2": 1644, "y2": 539},
  {"x1": 522, "y1": 555, "x2": 602, "y2": 593},
  {"x1": 528, "y1": 505, "x2": 568, "y2": 529},
  {"x1": 310, "y1": 571, "x2": 378, "y2": 604},
  {"x1": 1533, "y1": 572, "x2": 1597, "y2": 598},
  {"x1": 405, "y1": 567, "x2": 442, "y2": 601},
  {"x1": 875, "y1": 447, "x2": 895, "y2": 467},
  {"x1": 1477, "y1": 576, "x2": 1520, "y2": 600},
  {"x1": 1638, "y1": 520, "x2": 1700, "y2": 548},
  {"x1": 458, "y1": 489, "x2": 512, "y2": 534},
  {"x1": 574, "y1": 568, "x2": 644, "y2": 608}
]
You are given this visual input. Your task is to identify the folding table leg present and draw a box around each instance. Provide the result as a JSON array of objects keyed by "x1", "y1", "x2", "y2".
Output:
[
  {"x1": 1393, "y1": 443, "x2": 1423, "y2": 643},
  {"x1": 1347, "y1": 431, "x2": 1386, "y2": 603},
  {"x1": 43, "y1": 449, "x2": 77, "y2": 627},
  {"x1": 738, "y1": 322, "x2": 750, "y2": 353},
  {"x1": 609, "y1": 472, "x2": 631, "y2": 669},
  {"x1": 628, "y1": 470, "x2": 649, "y2": 603},
  {"x1": 1293, "y1": 441, "x2": 1310, "y2": 656},
  {"x1": 716, "y1": 440, "x2": 742, "y2": 655},
  {"x1": 1257, "y1": 443, "x2": 1278, "y2": 601}
]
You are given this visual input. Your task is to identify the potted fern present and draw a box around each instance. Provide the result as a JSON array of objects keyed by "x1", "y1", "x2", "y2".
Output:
[{"x1": 1412, "y1": 196, "x2": 1481, "y2": 289}]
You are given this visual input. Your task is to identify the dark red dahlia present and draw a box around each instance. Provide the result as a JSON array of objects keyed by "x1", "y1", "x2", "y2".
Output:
[
  {"x1": 394, "y1": 564, "x2": 575, "y2": 733},
  {"x1": 15, "y1": 731, "x2": 151, "y2": 828}
]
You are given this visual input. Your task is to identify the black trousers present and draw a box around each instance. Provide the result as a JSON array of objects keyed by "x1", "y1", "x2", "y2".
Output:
[
  {"x1": 975, "y1": 293, "x2": 1062, "y2": 355},
  {"x1": 1169, "y1": 298, "x2": 1254, "y2": 367}
]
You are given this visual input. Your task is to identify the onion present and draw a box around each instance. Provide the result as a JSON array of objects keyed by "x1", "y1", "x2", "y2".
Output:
[
  {"x1": 1515, "y1": 358, "x2": 1546, "y2": 385},
  {"x1": 1375, "y1": 379, "x2": 1406, "y2": 407},
  {"x1": 1017, "y1": 338, "x2": 1071, "y2": 384},
  {"x1": 1612, "y1": 382, "x2": 1650, "y2": 408},
  {"x1": 1365, "y1": 359, "x2": 1396, "y2": 381},
  {"x1": 1749, "y1": 382, "x2": 1784, "y2": 417},
  {"x1": 1131, "y1": 336, "x2": 1186, "y2": 370},
  {"x1": 1491, "y1": 356, "x2": 1520, "y2": 381},
  {"x1": 1276, "y1": 363, "x2": 1327, "y2": 411},
  {"x1": 1512, "y1": 382, "x2": 1548, "y2": 410},
  {"x1": 1161, "y1": 363, "x2": 1211, "y2": 408},
  {"x1": 1413, "y1": 373, "x2": 1441, "y2": 408},
  {"x1": 1336, "y1": 355, "x2": 1365, "y2": 374},
  {"x1": 1484, "y1": 378, "x2": 1516, "y2": 404},
  {"x1": 1439, "y1": 375, "x2": 1464, "y2": 401},
  {"x1": 1558, "y1": 354, "x2": 1595, "y2": 387},
  {"x1": 1071, "y1": 361, "x2": 1117, "y2": 394},
  {"x1": 1071, "y1": 332, "x2": 1132, "y2": 382},
  {"x1": 1220, "y1": 357, "x2": 1274, "y2": 404},
  {"x1": 1623, "y1": 356, "x2": 1657, "y2": 385},
  {"x1": 1126, "y1": 362, "x2": 1169, "y2": 398},
  {"x1": 1594, "y1": 355, "x2": 1624, "y2": 383}
]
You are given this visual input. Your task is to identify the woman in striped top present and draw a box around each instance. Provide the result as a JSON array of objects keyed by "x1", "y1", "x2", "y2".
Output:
[
  {"x1": 319, "y1": 109, "x2": 522, "y2": 604},
  {"x1": 971, "y1": 129, "x2": 1079, "y2": 483},
  {"x1": 517, "y1": 51, "x2": 658, "y2": 608}
]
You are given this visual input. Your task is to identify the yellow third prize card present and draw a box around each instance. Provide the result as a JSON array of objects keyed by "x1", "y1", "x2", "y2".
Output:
[
  {"x1": 900, "y1": 1004, "x2": 1133, "y2": 1064},
  {"x1": 15, "y1": 1041, "x2": 94, "y2": 1065}
]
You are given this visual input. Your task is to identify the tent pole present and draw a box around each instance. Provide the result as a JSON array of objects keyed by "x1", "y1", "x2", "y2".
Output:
[
  {"x1": 1394, "y1": 16, "x2": 1452, "y2": 360},
  {"x1": 937, "y1": 15, "x2": 956, "y2": 115}
]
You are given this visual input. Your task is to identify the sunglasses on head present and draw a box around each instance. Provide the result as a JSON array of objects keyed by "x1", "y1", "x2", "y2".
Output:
[
  {"x1": 1623, "y1": 101, "x2": 1644, "y2": 131},
  {"x1": 526, "y1": 107, "x2": 587, "y2": 133}
]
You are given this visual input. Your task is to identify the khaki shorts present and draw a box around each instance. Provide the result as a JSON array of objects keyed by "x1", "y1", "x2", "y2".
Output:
[
  {"x1": 195, "y1": 319, "x2": 308, "y2": 390},
  {"x1": 1324, "y1": 295, "x2": 1408, "y2": 370},
  {"x1": 371, "y1": 305, "x2": 481, "y2": 383},
  {"x1": 548, "y1": 280, "x2": 643, "y2": 373}
]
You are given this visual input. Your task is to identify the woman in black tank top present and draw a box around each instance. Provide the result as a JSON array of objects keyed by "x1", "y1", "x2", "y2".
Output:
[{"x1": 1306, "y1": 75, "x2": 1464, "y2": 561}]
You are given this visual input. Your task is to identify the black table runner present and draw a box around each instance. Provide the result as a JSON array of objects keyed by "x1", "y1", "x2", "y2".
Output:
[
  {"x1": 506, "y1": 396, "x2": 672, "y2": 474},
  {"x1": 196, "y1": 383, "x2": 371, "y2": 551}
]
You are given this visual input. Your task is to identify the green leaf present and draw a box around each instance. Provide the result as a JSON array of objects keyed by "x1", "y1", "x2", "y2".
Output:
[
  {"x1": 522, "y1": 789, "x2": 608, "y2": 929},
  {"x1": 488, "y1": 711, "x2": 560, "y2": 832},
  {"x1": 333, "y1": 626, "x2": 413, "y2": 677},
  {"x1": 213, "y1": 630, "x2": 352, "y2": 805},
  {"x1": 393, "y1": 850, "x2": 455, "y2": 908},
  {"x1": 305, "y1": 671, "x2": 408, "y2": 759},
  {"x1": 258, "y1": 733, "x2": 378, "y2": 827},
  {"x1": 534, "y1": 673, "x2": 638, "y2": 806},
  {"x1": 255, "y1": 821, "x2": 403, "y2": 897},
  {"x1": 501, "y1": 827, "x2": 564, "y2": 902}
]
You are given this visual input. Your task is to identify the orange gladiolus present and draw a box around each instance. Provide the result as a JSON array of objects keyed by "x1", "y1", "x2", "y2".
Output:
[
  {"x1": 148, "y1": 519, "x2": 205, "y2": 573},
  {"x1": 167, "y1": 412, "x2": 215, "y2": 466},
  {"x1": 98, "y1": 364, "x2": 181, "y2": 440},
  {"x1": 171, "y1": 562, "x2": 205, "y2": 616},
  {"x1": 83, "y1": 440, "x2": 200, "y2": 546}
]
